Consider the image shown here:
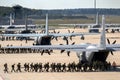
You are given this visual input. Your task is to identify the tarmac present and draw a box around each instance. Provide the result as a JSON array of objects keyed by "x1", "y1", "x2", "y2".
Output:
[{"x1": 0, "y1": 28, "x2": 120, "y2": 80}]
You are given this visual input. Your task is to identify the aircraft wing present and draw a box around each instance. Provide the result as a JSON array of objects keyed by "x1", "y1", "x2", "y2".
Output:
[
  {"x1": 106, "y1": 24, "x2": 120, "y2": 26},
  {"x1": 51, "y1": 32, "x2": 99, "y2": 37},
  {"x1": 106, "y1": 44, "x2": 120, "y2": 51},
  {"x1": 3, "y1": 44, "x2": 99, "y2": 52},
  {"x1": 0, "y1": 34, "x2": 44, "y2": 37},
  {"x1": 58, "y1": 23, "x2": 97, "y2": 27},
  {"x1": 1, "y1": 24, "x2": 36, "y2": 28},
  {"x1": 89, "y1": 27, "x2": 120, "y2": 30},
  {"x1": 0, "y1": 28, "x2": 43, "y2": 31},
  {"x1": 0, "y1": 32, "x2": 99, "y2": 37}
]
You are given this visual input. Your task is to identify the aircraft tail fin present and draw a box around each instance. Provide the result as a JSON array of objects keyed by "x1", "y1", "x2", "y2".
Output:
[
  {"x1": 45, "y1": 14, "x2": 49, "y2": 35},
  {"x1": 96, "y1": 12, "x2": 99, "y2": 25},
  {"x1": 25, "y1": 14, "x2": 28, "y2": 31},
  {"x1": 100, "y1": 15, "x2": 106, "y2": 49},
  {"x1": 10, "y1": 13, "x2": 13, "y2": 26}
]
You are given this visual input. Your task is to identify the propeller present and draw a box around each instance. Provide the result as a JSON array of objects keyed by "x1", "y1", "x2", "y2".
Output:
[
  {"x1": 63, "y1": 36, "x2": 68, "y2": 45},
  {"x1": 68, "y1": 30, "x2": 74, "y2": 40},
  {"x1": 60, "y1": 42, "x2": 75, "y2": 56},
  {"x1": 53, "y1": 30, "x2": 60, "y2": 34},
  {"x1": 41, "y1": 50, "x2": 51, "y2": 55},
  {"x1": 51, "y1": 30, "x2": 60, "y2": 41},
  {"x1": 68, "y1": 30, "x2": 74, "y2": 33},
  {"x1": 107, "y1": 39, "x2": 116, "y2": 44},
  {"x1": 51, "y1": 36, "x2": 58, "y2": 41},
  {"x1": 41, "y1": 50, "x2": 44, "y2": 55},
  {"x1": 107, "y1": 38, "x2": 117, "y2": 55},
  {"x1": 55, "y1": 37, "x2": 58, "y2": 41}
]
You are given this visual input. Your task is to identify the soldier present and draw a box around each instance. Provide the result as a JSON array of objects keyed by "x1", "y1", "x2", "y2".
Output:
[
  {"x1": 30, "y1": 63, "x2": 34, "y2": 72},
  {"x1": 51, "y1": 63, "x2": 56, "y2": 72},
  {"x1": 4, "y1": 63, "x2": 8, "y2": 73},
  {"x1": 46, "y1": 62, "x2": 49, "y2": 72},
  {"x1": 82, "y1": 63, "x2": 88, "y2": 72},
  {"x1": 16, "y1": 63, "x2": 22, "y2": 72},
  {"x1": 11, "y1": 64, "x2": 16, "y2": 72},
  {"x1": 38, "y1": 63, "x2": 42, "y2": 72},
  {"x1": 112, "y1": 61, "x2": 116, "y2": 71},
  {"x1": 108, "y1": 62, "x2": 111, "y2": 71},
  {"x1": 71, "y1": 62, "x2": 76, "y2": 72},
  {"x1": 34, "y1": 63, "x2": 38, "y2": 72},
  {"x1": 76, "y1": 62, "x2": 81, "y2": 72},
  {"x1": 26, "y1": 63, "x2": 30, "y2": 72},
  {"x1": 24, "y1": 63, "x2": 27, "y2": 72},
  {"x1": 67, "y1": 63, "x2": 71, "y2": 72},
  {"x1": 58, "y1": 63, "x2": 61, "y2": 72},
  {"x1": 62, "y1": 63, "x2": 66, "y2": 72}
]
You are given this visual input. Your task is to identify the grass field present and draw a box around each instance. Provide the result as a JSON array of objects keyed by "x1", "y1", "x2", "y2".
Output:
[{"x1": 32, "y1": 15, "x2": 120, "y2": 26}]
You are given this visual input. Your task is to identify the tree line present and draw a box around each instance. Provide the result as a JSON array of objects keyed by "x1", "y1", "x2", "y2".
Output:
[{"x1": 0, "y1": 5, "x2": 120, "y2": 19}]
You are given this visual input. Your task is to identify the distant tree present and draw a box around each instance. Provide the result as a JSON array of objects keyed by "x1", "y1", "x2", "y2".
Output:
[{"x1": 12, "y1": 5, "x2": 23, "y2": 19}]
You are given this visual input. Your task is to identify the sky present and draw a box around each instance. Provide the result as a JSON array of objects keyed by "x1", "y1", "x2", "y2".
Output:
[{"x1": 0, "y1": 0, "x2": 120, "y2": 9}]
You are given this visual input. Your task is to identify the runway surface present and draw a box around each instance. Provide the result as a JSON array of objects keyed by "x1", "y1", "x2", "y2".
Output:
[{"x1": 0, "y1": 28, "x2": 120, "y2": 80}]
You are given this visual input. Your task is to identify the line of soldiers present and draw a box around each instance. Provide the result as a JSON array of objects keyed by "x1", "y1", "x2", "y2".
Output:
[
  {"x1": 4, "y1": 61, "x2": 116, "y2": 73},
  {"x1": 0, "y1": 47, "x2": 44, "y2": 54}
]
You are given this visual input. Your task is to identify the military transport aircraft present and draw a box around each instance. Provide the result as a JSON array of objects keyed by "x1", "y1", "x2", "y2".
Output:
[
  {"x1": 0, "y1": 13, "x2": 37, "y2": 31},
  {"x1": 3, "y1": 15, "x2": 120, "y2": 64},
  {"x1": 0, "y1": 14, "x2": 99, "y2": 44},
  {"x1": 59, "y1": 13, "x2": 120, "y2": 33},
  {"x1": 59, "y1": 12, "x2": 100, "y2": 27}
]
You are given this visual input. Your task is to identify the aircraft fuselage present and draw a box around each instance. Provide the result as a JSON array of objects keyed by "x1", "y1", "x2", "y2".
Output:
[{"x1": 77, "y1": 50, "x2": 109, "y2": 64}]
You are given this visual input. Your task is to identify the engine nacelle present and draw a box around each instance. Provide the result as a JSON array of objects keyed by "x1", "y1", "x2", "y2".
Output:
[{"x1": 34, "y1": 36, "x2": 52, "y2": 45}]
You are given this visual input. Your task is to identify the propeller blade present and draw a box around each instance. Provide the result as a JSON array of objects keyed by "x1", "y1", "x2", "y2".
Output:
[
  {"x1": 111, "y1": 51, "x2": 114, "y2": 55},
  {"x1": 63, "y1": 36, "x2": 69, "y2": 45},
  {"x1": 55, "y1": 37, "x2": 58, "y2": 41},
  {"x1": 41, "y1": 50, "x2": 44, "y2": 55},
  {"x1": 67, "y1": 51, "x2": 70, "y2": 56},
  {"x1": 61, "y1": 50, "x2": 65, "y2": 53},
  {"x1": 47, "y1": 51, "x2": 51, "y2": 55},
  {"x1": 53, "y1": 30, "x2": 56, "y2": 33},
  {"x1": 51, "y1": 36, "x2": 54, "y2": 40},
  {"x1": 57, "y1": 31, "x2": 60, "y2": 33},
  {"x1": 72, "y1": 31, "x2": 74, "y2": 33},
  {"x1": 107, "y1": 39, "x2": 110, "y2": 44},
  {"x1": 71, "y1": 42, "x2": 75, "y2": 45},
  {"x1": 70, "y1": 36, "x2": 72, "y2": 40},
  {"x1": 50, "y1": 50, "x2": 53, "y2": 53},
  {"x1": 66, "y1": 39, "x2": 69, "y2": 45},
  {"x1": 68, "y1": 30, "x2": 70, "y2": 33},
  {"x1": 63, "y1": 36, "x2": 67, "y2": 40},
  {"x1": 112, "y1": 40, "x2": 116, "y2": 44}
]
